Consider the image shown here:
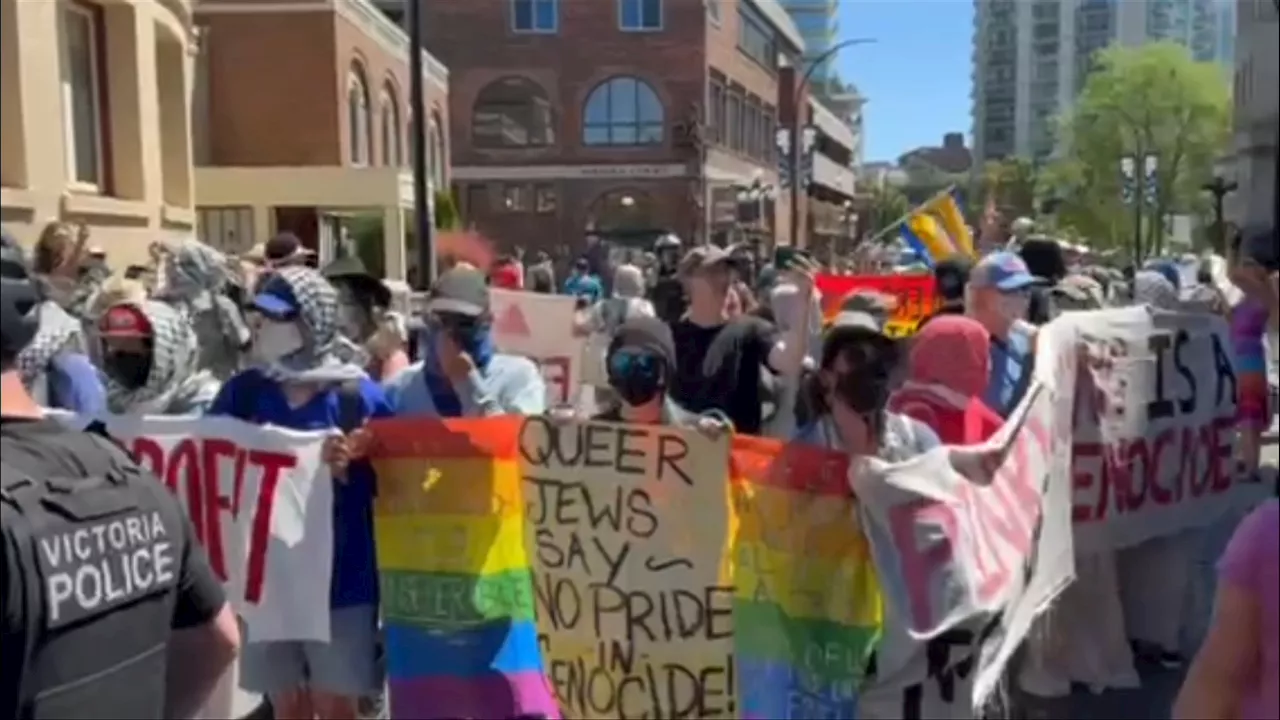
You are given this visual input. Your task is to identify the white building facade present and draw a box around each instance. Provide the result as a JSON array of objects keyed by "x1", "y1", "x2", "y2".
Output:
[{"x1": 1224, "y1": 0, "x2": 1277, "y2": 228}]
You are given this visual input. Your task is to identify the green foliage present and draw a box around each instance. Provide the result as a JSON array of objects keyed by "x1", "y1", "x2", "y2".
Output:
[
  {"x1": 864, "y1": 183, "x2": 911, "y2": 238},
  {"x1": 973, "y1": 157, "x2": 1040, "y2": 221},
  {"x1": 434, "y1": 190, "x2": 460, "y2": 230},
  {"x1": 1042, "y1": 41, "x2": 1231, "y2": 261}
]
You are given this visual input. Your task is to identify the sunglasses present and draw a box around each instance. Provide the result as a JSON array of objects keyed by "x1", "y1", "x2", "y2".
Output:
[{"x1": 608, "y1": 350, "x2": 662, "y2": 378}]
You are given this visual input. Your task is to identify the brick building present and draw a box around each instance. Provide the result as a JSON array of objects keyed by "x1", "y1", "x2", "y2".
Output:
[
  {"x1": 386, "y1": 0, "x2": 809, "y2": 259},
  {"x1": 192, "y1": 0, "x2": 450, "y2": 280}
]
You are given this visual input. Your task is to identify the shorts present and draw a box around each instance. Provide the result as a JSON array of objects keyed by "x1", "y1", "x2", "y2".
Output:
[{"x1": 240, "y1": 604, "x2": 381, "y2": 697}]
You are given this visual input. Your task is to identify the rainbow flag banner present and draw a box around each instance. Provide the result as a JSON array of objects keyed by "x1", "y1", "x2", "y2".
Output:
[
  {"x1": 371, "y1": 416, "x2": 559, "y2": 720},
  {"x1": 815, "y1": 273, "x2": 939, "y2": 337},
  {"x1": 519, "y1": 416, "x2": 736, "y2": 720},
  {"x1": 729, "y1": 435, "x2": 884, "y2": 719}
]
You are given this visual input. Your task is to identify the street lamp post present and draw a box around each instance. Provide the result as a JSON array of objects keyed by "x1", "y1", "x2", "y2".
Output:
[
  {"x1": 787, "y1": 38, "x2": 875, "y2": 248},
  {"x1": 407, "y1": 0, "x2": 436, "y2": 289},
  {"x1": 1202, "y1": 176, "x2": 1238, "y2": 253}
]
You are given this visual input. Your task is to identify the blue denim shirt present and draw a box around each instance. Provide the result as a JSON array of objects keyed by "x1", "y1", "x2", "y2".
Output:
[{"x1": 383, "y1": 353, "x2": 547, "y2": 417}]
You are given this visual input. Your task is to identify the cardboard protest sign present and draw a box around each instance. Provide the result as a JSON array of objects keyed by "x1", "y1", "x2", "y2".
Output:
[
  {"x1": 51, "y1": 412, "x2": 334, "y2": 643},
  {"x1": 369, "y1": 416, "x2": 558, "y2": 720},
  {"x1": 520, "y1": 418, "x2": 734, "y2": 720},
  {"x1": 1063, "y1": 308, "x2": 1268, "y2": 552},
  {"x1": 814, "y1": 274, "x2": 938, "y2": 337},
  {"x1": 490, "y1": 288, "x2": 584, "y2": 406},
  {"x1": 729, "y1": 436, "x2": 884, "y2": 719}
]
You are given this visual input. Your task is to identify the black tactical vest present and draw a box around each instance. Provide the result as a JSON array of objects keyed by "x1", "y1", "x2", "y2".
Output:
[{"x1": 1, "y1": 425, "x2": 182, "y2": 719}]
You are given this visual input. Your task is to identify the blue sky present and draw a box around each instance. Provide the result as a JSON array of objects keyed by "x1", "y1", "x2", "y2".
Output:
[{"x1": 833, "y1": 1, "x2": 975, "y2": 163}]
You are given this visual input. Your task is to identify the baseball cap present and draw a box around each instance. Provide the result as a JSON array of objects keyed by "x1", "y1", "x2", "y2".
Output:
[
  {"x1": 99, "y1": 304, "x2": 152, "y2": 337},
  {"x1": 678, "y1": 245, "x2": 733, "y2": 276},
  {"x1": 253, "y1": 272, "x2": 303, "y2": 318},
  {"x1": 933, "y1": 256, "x2": 973, "y2": 301},
  {"x1": 608, "y1": 315, "x2": 676, "y2": 371},
  {"x1": 264, "y1": 232, "x2": 316, "y2": 263},
  {"x1": 970, "y1": 252, "x2": 1045, "y2": 293},
  {"x1": 425, "y1": 266, "x2": 490, "y2": 317}
]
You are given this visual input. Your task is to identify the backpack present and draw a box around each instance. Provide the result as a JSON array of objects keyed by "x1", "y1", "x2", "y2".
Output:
[{"x1": 1, "y1": 426, "x2": 177, "y2": 718}]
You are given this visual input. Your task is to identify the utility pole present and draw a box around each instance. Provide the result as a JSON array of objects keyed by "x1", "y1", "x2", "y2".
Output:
[
  {"x1": 407, "y1": 0, "x2": 436, "y2": 288},
  {"x1": 1201, "y1": 176, "x2": 1238, "y2": 253}
]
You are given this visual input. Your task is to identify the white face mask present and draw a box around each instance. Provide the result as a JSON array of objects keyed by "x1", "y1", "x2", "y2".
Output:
[{"x1": 253, "y1": 320, "x2": 305, "y2": 363}]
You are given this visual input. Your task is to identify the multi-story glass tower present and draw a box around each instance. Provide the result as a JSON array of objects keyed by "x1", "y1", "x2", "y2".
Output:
[
  {"x1": 781, "y1": 0, "x2": 839, "y2": 85},
  {"x1": 972, "y1": 0, "x2": 1235, "y2": 165}
]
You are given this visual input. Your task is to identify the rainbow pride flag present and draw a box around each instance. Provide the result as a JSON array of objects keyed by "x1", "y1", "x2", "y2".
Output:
[
  {"x1": 371, "y1": 417, "x2": 559, "y2": 720},
  {"x1": 729, "y1": 436, "x2": 884, "y2": 718}
]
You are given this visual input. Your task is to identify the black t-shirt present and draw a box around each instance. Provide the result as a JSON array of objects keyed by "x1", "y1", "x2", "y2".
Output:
[
  {"x1": 670, "y1": 317, "x2": 778, "y2": 434},
  {"x1": 0, "y1": 418, "x2": 226, "y2": 717}
]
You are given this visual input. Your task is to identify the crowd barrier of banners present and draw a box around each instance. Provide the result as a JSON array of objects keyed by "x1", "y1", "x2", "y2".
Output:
[
  {"x1": 55, "y1": 304, "x2": 1271, "y2": 718},
  {"x1": 490, "y1": 288, "x2": 584, "y2": 406},
  {"x1": 814, "y1": 274, "x2": 939, "y2": 338}
]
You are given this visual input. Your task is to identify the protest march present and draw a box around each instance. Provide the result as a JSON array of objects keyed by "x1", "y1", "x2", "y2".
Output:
[{"x1": 4, "y1": 208, "x2": 1276, "y2": 720}]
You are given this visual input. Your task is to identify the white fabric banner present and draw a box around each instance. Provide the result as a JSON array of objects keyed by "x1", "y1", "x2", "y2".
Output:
[
  {"x1": 51, "y1": 412, "x2": 334, "y2": 643},
  {"x1": 489, "y1": 288, "x2": 584, "y2": 406},
  {"x1": 852, "y1": 318, "x2": 1080, "y2": 716},
  {"x1": 1064, "y1": 307, "x2": 1268, "y2": 553}
]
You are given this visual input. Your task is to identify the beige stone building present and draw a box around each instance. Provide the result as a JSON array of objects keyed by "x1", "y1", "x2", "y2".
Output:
[{"x1": 1, "y1": 0, "x2": 197, "y2": 268}]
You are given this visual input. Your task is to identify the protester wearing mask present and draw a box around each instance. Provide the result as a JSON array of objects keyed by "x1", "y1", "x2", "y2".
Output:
[
  {"x1": 563, "y1": 257, "x2": 603, "y2": 305},
  {"x1": 206, "y1": 266, "x2": 391, "y2": 720},
  {"x1": 965, "y1": 252, "x2": 1043, "y2": 418},
  {"x1": 99, "y1": 301, "x2": 221, "y2": 415},
  {"x1": 792, "y1": 294, "x2": 940, "y2": 459},
  {"x1": 321, "y1": 255, "x2": 400, "y2": 379},
  {"x1": 670, "y1": 245, "x2": 813, "y2": 435},
  {"x1": 649, "y1": 233, "x2": 686, "y2": 324},
  {"x1": 588, "y1": 316, "x2": 726, "y2": 433},
  {"x1": 1019, "y1": 237, "x2": 1066, "y2": 325},
  {"x1": 919, "y1": 256, "x2": 972, "y2": 328},
  {"x1": 154, "y1": 237, "x2": 252, "y2": 380},
  {"x1": 888, "y1": 315, "x2": 1003, "y2": 445},
  {"x1": 384, "y1": 266, "x2": 546, "y2": 417}
]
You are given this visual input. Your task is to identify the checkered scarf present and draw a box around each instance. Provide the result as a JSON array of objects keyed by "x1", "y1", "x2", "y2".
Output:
[
  {"x1": 156, "y1": 238, "x2": 250, "y2": 365},
  {"x1": 104, "y1": 301, "x2": 220, "y2": 415},
  {"x1": 1132, "y1": 270, "x2": 1180, "y2": 310},
  {"x1": 16, "y1": 300, "x2": 86, "y2": 389},
  {"x1": 256, "y1": 266, "x2": 367, "y2": 383}
]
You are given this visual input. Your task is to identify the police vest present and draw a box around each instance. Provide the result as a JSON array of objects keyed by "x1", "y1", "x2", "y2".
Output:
[{"x1": 1, "y1": 426, "x2": 183, "y2": 719}]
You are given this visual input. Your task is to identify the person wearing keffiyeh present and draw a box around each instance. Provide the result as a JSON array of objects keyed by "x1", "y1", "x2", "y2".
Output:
[
  {"x1": 154, "y1": 237, "x2": 251, "y2": 380},
  {"x1": 12, "y1": 263, "x2": 106, "y2": 414},
  {"x1": 204, "y1": 265, "x2": 391, "y2": 720},
  {"x1": 98, "y1": 300, "x2": 220, "y2": 415}
]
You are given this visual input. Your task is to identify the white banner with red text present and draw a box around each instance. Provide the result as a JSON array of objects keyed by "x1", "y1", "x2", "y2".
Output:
[
  {"x1": 49, "y1": 412, "x2": 334, "y2": 643},
  {"x1": 489, "y1": 288, "x2": 584, "y2": 407}
]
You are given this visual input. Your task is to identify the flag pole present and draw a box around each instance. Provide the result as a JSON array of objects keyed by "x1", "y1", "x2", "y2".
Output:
[{"x1": 864, "y1": 185, "x2": 958, "y2": 245}]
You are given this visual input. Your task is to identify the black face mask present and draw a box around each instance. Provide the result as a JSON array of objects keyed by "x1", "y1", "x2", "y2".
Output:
[
  {"x1": 826, "y1": 338, "x2": 898, "y2": 414},
  {"x1": 106, "y1": 351, "x2": 151, "y2": 389},
  {"x1": 613, "y1": 373, "x2": 663, "y2": 407}
]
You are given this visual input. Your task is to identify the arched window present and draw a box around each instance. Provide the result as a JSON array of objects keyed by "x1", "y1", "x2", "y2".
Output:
[
  {"x1": 582, "y1": 76, "x2": 664, "y2": 146},
  {"x1": 347, "y1": 63, "x2": 372, "y2": 165},
  {"x1": 586, "y1": 189, "x2": 658, "y2": 233},
  {"x1": 380, "y1": 83, "x2": 401, "y2": 166},
  {"x1": 429, "y1": 111, "x2": 446, "y2": 188},
  {"x1": 471, "y1": 76, "x2": 554, "y2": 148}
]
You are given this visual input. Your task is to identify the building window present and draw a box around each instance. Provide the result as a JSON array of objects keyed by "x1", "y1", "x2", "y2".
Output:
[
  {"x1": 744, "y1": 97, "x2": 760, "y2": 158},
  {"x1": 619, "y1": 0, "x2": 662, "y2": 31},
  {"x1": 429, "y1": 111, "x2": 446, "y2": 188},
  {"x1": 380, "y1": 85, "x2": 402, "y2": 166},
  {"x1": 726, "y1": 90, "x2": 742, "y2": 153},
  {"x1": 197, "y1": 206, "x2": 255, "y2": 253},
  {"x1": 502, "y1": 184, "x2": 529, "y2": 212},
  {"x1": 761, "y1": 104, "x2": 775, "y2": 163},
  {"x1": 472, "y1": 76, "x2": 555, "y2": 148},
  {"x1": 466, "y1": 184, "x2": 489, "y2": 217},
  {"x1": 706, "y1": 0, "x2": 720, "y2": 25},
  {"x1": 60, "y1": 3, "x2": 105, "y2": 188},
  {"x1": 582, "y1": 76, "x2": 664, "y2": 146},
  {"x1": 535, "y1": 184, "x2": 557, "y2": 213},
  {"x1": 347, "y1": 63, "x2": 372, "y2": 166},
  {"x1": 512, "y1": 0, "x2": 557, "y2": 33},
  {"x1": 737, "y1": 5, "x2": 777, "y2": 71},
  {"x1": 708, "y1": 77, "x2": 724, "y2": 145}
]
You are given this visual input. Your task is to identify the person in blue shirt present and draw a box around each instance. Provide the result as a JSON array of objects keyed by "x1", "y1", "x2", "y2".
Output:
[
  {"x1": 205, "y1": 265, "x2": 390, "y2": 720},
  {"x1": 15, "y1": 286, "x2": 106, "y2": 415},
  {"x1": 965, "y1": 252, "x2": 1044, "y2": 418},
  {"x1": 384, "y1": 266, "x2": 546, "y2": 417},
  {"x1": 562, "y1": 257, "x2": 603, "y2": 305}
]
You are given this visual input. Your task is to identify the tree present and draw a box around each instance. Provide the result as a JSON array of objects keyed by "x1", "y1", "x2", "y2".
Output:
[
  {"x1": 863, "y1": 183, "x2": 911, "y2": 239},
  {"x1": 973, "y1": 157, "x2": 1040, "y2": 223},
  {"x1": 1042, "y1": 42, "x2": 1230, "y2": 262}
]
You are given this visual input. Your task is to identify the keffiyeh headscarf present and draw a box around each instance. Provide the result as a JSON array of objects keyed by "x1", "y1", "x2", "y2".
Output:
[
  {"x1": 16, "y1": 300, "x2": 86, "y2": 389},
  {"x1": 1132, "y1": 270, "x2": 1180, "y2": 310},
  {"x1": 256, "y1": 266, "x2": 368, "y2": 383},
  {"x1": 155, "y1": 238, "x2": 250, "y2": 378},
  {"x1": 104, "y1": 301, "x2": 220, "y2": 415}
]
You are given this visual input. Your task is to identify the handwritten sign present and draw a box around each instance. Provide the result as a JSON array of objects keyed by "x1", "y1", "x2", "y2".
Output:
[
  {"x1": 815, "y1": 274, "x2": 938, "y2": 336},
  {"x1": 1064, "y1": 308, "x2": 1267, "y2": 552},
  {"x1": 520, "y1": 417, "x2": 735, "y2": 720},
  {"x1": 52, "y1": 412, "x2": 334, "y2": 642},
  {"x1": 490, "y1": 288, "x2": 583, "y2": 405}
]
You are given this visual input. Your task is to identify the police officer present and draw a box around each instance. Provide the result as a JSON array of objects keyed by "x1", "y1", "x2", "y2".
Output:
[
  {"x1": 649, "y1": 233, "x2": 686, "y2": 324},
  {"x1": 1, "y1": 231, "x2": 241, "y2": 719}
]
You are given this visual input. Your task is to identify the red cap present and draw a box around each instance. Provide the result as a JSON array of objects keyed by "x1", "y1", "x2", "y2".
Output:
[{"x1": 99, "y1": 305, "x2": 152, "y2": 337}]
